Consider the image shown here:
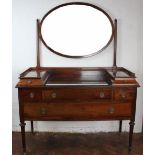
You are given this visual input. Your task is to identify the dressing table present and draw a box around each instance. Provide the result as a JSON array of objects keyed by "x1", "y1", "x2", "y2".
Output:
[{"x1": 16, "y1": 2, "x2": 140, "y2": 154}]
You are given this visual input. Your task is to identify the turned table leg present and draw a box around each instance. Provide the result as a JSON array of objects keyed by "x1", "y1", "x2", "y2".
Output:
[
  {"x1": 119, "y1": 120, "x2": 122, "y2": 133},
  {"x1": 19, "y1": 122, "x2": 26, "y2": 155},
  {"x1": 128, "y1": 88, "x2": 137, "y2": 152},
  {"x1": 31, "y1": 121, "x2": 34, "y2": 134},
  {"x1": 129, "y1": 121, "x2": 135, "y2": 152}
]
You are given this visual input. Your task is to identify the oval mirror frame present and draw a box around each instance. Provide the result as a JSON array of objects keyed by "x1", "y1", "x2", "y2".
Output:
[{"x1": 40, "y1": 2, "x2": 114, "y2": 58}]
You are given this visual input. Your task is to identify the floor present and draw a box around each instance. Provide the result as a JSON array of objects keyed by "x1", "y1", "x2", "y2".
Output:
[{"x1": 12, "y1": 132, "x2": 143, "y2": 155}]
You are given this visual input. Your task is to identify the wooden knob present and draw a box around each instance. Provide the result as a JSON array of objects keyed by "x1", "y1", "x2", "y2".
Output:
[
  {"x1": 40, "y1": 108, "x2": 47, "y2": 115},
  {"x1": 27, "y1": 80, "x2": 32, "y2": 84},
  {"x1": 121, "y1": 93, "x2": 126, "y2": 99},
  {"x1": 51, "y1": 92, "x2": 56, "y2": 98},
  {"x1": 100, "y1": 92, "x2": 105, "y2": 98},
  {"x1": 29, "y1": 92, "x2": 34, "y2": 99},
  {"x1": 108, "y1": 107, "x2": 115, "y2": 114}
]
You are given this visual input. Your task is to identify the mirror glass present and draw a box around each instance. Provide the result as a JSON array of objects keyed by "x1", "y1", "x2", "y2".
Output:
[{"x1": 40, "y1": 3, "x2": 113, "y2": 57}]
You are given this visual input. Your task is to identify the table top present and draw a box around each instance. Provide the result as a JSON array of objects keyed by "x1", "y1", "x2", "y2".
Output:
[{"x1": 17, "y1": 67, "x2": 139, "y2": 87}]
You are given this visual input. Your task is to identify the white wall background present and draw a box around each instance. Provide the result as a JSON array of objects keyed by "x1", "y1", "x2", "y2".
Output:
[{"x1": 12, "y1": 0, "x2": 143, "y2": 132}]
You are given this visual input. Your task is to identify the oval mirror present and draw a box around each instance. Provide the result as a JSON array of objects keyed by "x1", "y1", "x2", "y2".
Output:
[{"x1": 40, "y1": 2, "x2": 114, "y2": 58}]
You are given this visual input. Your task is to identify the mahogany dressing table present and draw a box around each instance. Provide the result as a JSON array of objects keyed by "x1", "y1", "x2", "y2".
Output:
[{"x1": 16, "y1": 2, "x2": 140, "y2": 155}]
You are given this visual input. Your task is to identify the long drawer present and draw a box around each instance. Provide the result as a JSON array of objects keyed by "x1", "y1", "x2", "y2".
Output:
[
  {"x1": 19, "y1": 87, "x2": 135, "y2": 103},
  {"x1": 42, "y1": 88, "x2": 112, "y2": 101},
  {"x1": 23, "y1": 102, "x2": 131, "y2": 120},
  {"x1": 19, "y1": 87, "x2": 112, "y2": 103}
]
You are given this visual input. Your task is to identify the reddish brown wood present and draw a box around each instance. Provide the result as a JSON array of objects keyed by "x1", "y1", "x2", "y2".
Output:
[
  {"x1": 15, "y1": 3, "x2": 140, "y2": 153},
  {"x1": 16, "y1": 67, "x2": 139, "y2": 154},
  {"x1": 19, "y1": 122, "x2": 26, "y2": 155},
  {"x1": 23, "y1": 102, "x2": 131, "y2": 121},
  {"x1": 114, "y1": 87, "x2": 135, "y2": 102},
  {"x1": 19, "y1": 89, "x2": 42, "y2": 102},
  {"x1": 119, "y1": 120, "x2": 122, "y2": 133},
  {"x1": 36, "y1": 19, "x2": 41, "y2": 68},
  {"x1": 16, "y1": 3, "x2": 140, "y2": 155},
  {"x1": 31, "y1": 121, "x2": 34, "y2": 134},
  {"x1": 113, "y1": 19, "x2": 117, "y2": 68},
  {"x1": 42, "y1": 87, "x2": 112, "y2": 102},
  {"x1": 18, "y1": 90, "x2": 27, "y2": 154},
  {"x1": 129, "y1": 87, "x2": 137, "y2": 152}
]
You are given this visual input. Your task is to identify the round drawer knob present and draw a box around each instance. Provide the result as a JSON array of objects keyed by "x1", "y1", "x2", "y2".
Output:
[
  {"x1": 27, "y1": 80, "x2": 32, "y2": 84},
  {"x1": 108, "y1": 107, "x2": 115, "y2": 114},
  {"x1": 40, "y1": 108, "x2": 47, "y2": 115},
  {"x1": 121, "y1": 93, "x2": 126, "y2": 99},
  {"x1": 51, "y1": 92, "x2": 56, "y2": 98},
  {"x1": 100, "y1": 92, "x2": 105, "y2": 98},
  {"x1": 29, "y1": 92, "x2": 34, "y2": 99}
]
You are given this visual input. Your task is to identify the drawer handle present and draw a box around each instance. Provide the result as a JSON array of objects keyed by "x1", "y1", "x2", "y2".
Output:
[
  {"x1": 121, "y1": 93, "x2": 126, "y2": 99},
  {"x1": 107, "y1": 107, "x2": 115, "y2": 114},
  {"x1": 100, "y1": 92, "x2": 105, "y2": 98},
  {"x1": 40, "y1": 108, "x2": 47, "y2": 115},
  {"x1": 27, "y1": 80, "x2": 32, "y2": 84},
  {"x1": 29, "y1": 92, "x2": 34, "y2": 99},
  {"x1": 51, "y1": 92, "x2": 56, "y2": 98}
]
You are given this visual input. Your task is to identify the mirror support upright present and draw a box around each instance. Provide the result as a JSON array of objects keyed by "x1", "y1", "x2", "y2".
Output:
[
  {"x1": 113, "y1": 19, "x2": 118, "y2": 77},
  {"x1": 113, "y1": 19, "x2": 117, "y2": 69},
  {"x1": 36, "y1": 19, "x2": 41, "y2": 68}
]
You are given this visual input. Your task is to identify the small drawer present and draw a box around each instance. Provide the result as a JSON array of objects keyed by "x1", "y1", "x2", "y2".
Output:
[
  {"x1": 114, "y1": 88, "x2": 135, "y2": 101},
  {"x1": 42, "y1": 88, "x2": 112, "y2": 102},
  {"x1": 23, "y1": 102, "x2": 131, "y2": 120},
  {"x1": 19, "y1": 89, "x2": 42, "y2": 102}
]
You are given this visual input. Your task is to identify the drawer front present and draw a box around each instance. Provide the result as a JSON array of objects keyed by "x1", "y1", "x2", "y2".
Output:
[
  {"x1": 42, "y1": 88, "x2": 112, "y2": 102},
  {"x1": 114, "y1": 88, "x2": 135, "y2": 102},
  {"x1": 19, "y1": 89, "x2": 42, "y2": 102},
  {"x1": 24, "y1": 102, "x2": 131, "y2": 120}
]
